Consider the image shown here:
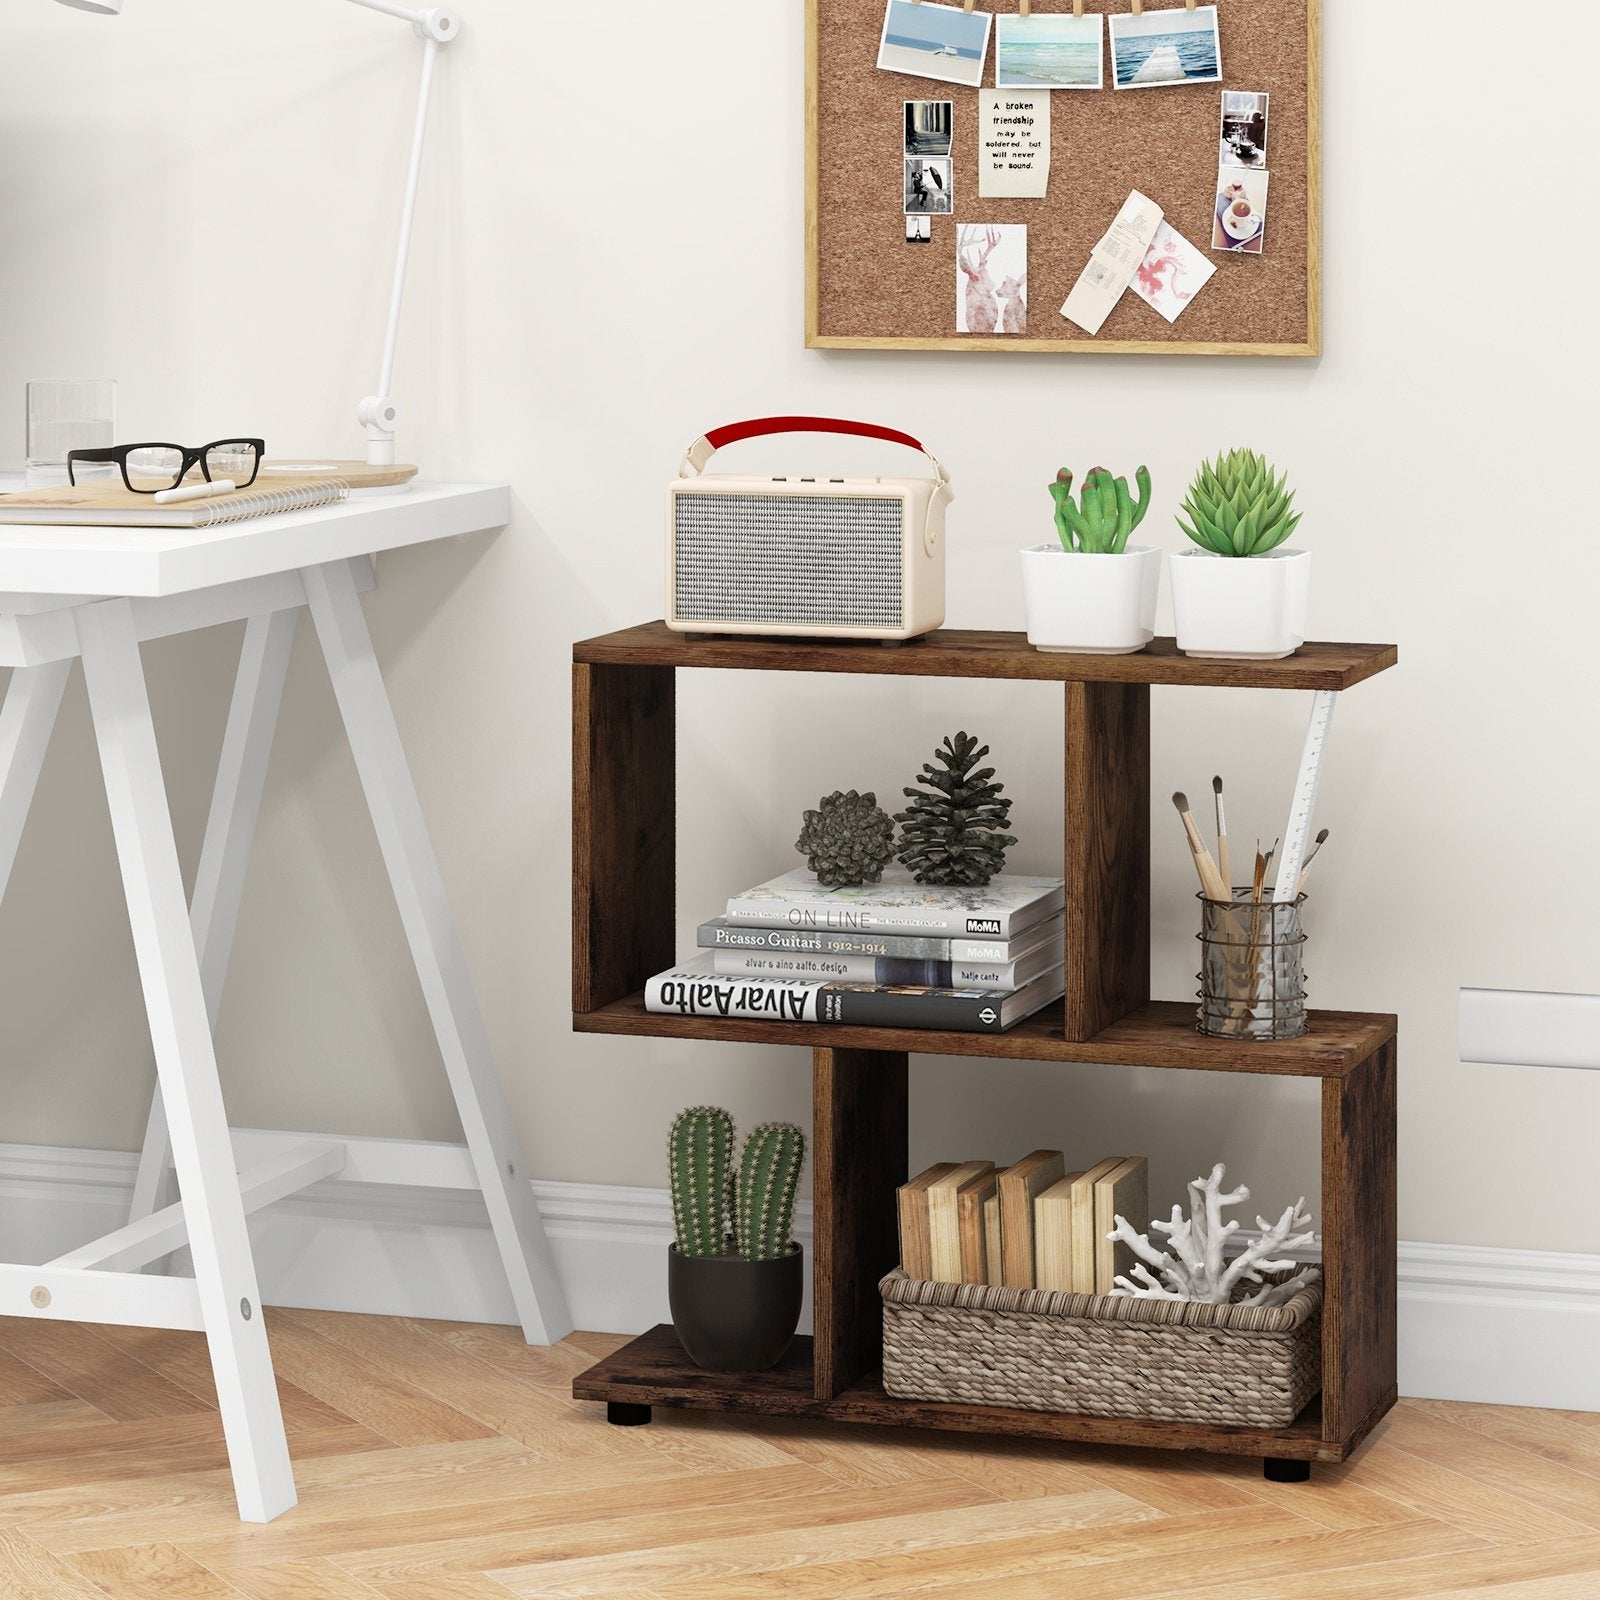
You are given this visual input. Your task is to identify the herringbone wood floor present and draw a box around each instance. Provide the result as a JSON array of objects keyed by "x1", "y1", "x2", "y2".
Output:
[{"x1": 0, "y1": 1313, "x2": 1597, "y2": 1599}]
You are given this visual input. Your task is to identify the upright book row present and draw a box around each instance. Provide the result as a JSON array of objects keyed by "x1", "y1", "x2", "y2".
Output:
[{"x1": 898, "y1": 1149, "x2": 1150, "y2": 1295}]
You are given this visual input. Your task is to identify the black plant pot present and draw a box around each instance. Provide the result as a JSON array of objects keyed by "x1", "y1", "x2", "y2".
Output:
[{"x1": 668, "y1": 1242, "x2": 804, "y2": 1372}]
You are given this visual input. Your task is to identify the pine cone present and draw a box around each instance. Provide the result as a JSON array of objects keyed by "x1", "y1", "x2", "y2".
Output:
[
  {"x1": 895, "y1": 731, "x2": 1017, "y2": 887},
  {"x1": 795, "y1": 790, "x2": 897, "y2": 888}
]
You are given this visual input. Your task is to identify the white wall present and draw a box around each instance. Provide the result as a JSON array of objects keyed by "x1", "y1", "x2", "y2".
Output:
[{"x1": 0, "y1": 1, "x2": 1596, "y2": 1257}]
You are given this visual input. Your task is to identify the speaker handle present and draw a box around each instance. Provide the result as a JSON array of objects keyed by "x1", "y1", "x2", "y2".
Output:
[{"x1": 681, "y1": 416, "x2": 952, "y2": 501}]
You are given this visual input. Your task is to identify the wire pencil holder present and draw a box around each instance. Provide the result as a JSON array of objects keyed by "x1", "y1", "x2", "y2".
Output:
[{"x1": 1196, "y1": 890, "x2": 1307, "y2": 1041}]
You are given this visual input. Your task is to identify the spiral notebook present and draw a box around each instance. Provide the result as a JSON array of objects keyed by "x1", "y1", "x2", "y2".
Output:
[{"x1": 0, "y1": 477, "x2": 351, "y2": 529}]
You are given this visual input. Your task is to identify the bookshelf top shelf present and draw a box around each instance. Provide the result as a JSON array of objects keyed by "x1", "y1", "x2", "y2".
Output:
[{"x1": 574, "y1": 623, "x2": 1398, "y2": 691}]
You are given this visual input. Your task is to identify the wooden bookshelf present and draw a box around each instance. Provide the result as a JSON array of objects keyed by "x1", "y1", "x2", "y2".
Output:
[{"x1": 571, "y1": 623, "x2": 1399, "y2": 1477}]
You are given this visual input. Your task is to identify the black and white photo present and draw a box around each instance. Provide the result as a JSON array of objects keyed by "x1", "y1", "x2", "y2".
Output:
[
  {"x1": 905, "y1": 99, "x2": 953, "y2": 157},
  {"x1": 1220, "y1": 91, "x2": 1270, "y2": 169},
  {"x1": 906, "y1": 214, "x2": 932, "y2": 244},
  {"x1": 904, "y1": 155, "x2": 953, "y2": 215}
]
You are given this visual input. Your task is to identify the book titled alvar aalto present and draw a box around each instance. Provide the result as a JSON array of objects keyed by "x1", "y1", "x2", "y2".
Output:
[
  {"x1": 645, "y1": 954, "x2": 1065, "y2": 1034},
  {"x1": 725, "y1": 869, "x2": 1066, "y2": 940}
]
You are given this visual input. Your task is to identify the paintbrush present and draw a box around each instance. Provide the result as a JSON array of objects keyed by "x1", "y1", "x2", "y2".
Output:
[
  {"x1": 1297, "y1": 828, "x2": 1330, "y2": 896},
  {"x1": 1173, "y1": 793, "x2": 1230, "y2": 902},
  {"x1": 1212, "y1": 776, "x2": 1231, "y2": 893}
]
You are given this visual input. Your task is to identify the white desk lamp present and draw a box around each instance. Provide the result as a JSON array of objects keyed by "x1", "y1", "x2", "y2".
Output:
[{"x1": 53, "y1": 0, "x2": 460, "y2": 469}]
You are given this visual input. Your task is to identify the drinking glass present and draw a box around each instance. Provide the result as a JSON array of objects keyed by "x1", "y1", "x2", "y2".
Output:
[{"x1": 26, "y1": 380, "x2": 116, "y2": 487}]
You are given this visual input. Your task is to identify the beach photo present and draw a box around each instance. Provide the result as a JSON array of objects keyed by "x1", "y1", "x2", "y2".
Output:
[
  {"x1": 1220, "y1": 90, "x2": 1269, "y2": 168},
  {"x1": 906, "y1": 214, "x2": 932, "y2": 244},
  {"x1": 957, "y1": 223, "x2": 1027, "y2": 335},
  {"x1": 995, "y1": 12, "x2": 1103, "y2": 90},
  {"x1": 905, "y1": 155, "x2": 953, "y2": 215},
  {"x1": 877, "y1": 0, "x2": 992, "y2": 90},
  {"x1": 1212, "y1": 166, "x2": 1269, "y2": 255},
  {"x1": 904, "y1": 99, "x2": 953, "y2": 157},
  {"x1": 1109, "y1": 5, "x2": 1222, "y2": 90}
]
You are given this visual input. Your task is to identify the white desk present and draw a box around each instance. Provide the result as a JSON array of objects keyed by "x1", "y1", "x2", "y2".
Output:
[{"x1": 0, "y1": 483, "x2": 571, "y2": 1522}]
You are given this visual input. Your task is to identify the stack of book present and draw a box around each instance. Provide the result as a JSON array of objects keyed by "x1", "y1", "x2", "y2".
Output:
[
  {"x1": 644, "y1": 868, "x2": 1066, "y2": 1033},
  {"x1": 897, "y1": 1150, "x2": 1149, "y2": 1294}
]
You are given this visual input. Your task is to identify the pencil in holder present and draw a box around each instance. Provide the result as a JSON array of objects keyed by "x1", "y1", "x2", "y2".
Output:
[{"x1": 1196, "y1": 891, "x2": 1307, "y2": 1041}]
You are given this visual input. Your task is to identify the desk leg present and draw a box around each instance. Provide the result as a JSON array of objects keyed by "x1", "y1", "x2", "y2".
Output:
[
  {"x1": 0, "y1": 662, "x2": 70, "y2": 904},
  {"x1": 130, "y1": 609, "x2": 299, "y2": 1232},
  {"x1": 301, "y1": 559, "x2": 573, "y2": 1346},
  {"x1": 78, "y1": 599, "x2": 296, "y2": 1524}
]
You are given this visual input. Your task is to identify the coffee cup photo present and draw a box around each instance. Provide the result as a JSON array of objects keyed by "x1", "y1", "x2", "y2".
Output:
[{"x1": 1212, "y1": 165, "x2": 1269, "y2": 254}]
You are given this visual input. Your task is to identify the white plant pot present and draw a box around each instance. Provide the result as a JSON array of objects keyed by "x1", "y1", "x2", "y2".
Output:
[
  {"x1": 1020, "y1": 544, "x2": 1160, "y2": 655},
  {"x1": 1168, "y1": 548, "x2": 1311, "y2": 660}
]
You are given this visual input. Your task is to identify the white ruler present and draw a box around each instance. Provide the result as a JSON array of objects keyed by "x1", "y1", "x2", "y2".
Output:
[{"x1": 1272, "y1": 689, "x2": 1338, "y2": 903}]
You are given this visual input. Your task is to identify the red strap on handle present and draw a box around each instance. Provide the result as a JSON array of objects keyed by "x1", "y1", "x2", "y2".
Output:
[{"x1": 702, "y1": 416, "x2": 927, "y2": 455}]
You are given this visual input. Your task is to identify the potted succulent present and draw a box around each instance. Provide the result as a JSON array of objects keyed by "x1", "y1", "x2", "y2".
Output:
[
  {"x1": 1021, "y1": 467, "x2": 1161, "y2": 654},
  {"x1": 667, "y1": 1107, "x2": 806, "y2": 1371},
  {"x1": 1170, "y1": 449, "x2": 1308, "y2": 660}
]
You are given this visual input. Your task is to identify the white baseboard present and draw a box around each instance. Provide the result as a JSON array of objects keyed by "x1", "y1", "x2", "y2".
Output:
[{"x1": 1, "y1": 1140, "x2": 1594, "y2": 1414}]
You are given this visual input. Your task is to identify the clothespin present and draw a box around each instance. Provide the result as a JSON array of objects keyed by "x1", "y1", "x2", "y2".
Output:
[
  {"x1": 1019, "y1": 0, "x2": 1030, "y2": 15},
  {"x1": 1130, "y1": 0, "x2": 1143, "y2": 14},
  {"x1": 963, "y1": 0, "x2": 975, "y2": 11},
  {"x1": 1186, "y1": 0, "x2": 1198, "y2": 9},
  {"x1": 1073, "y1": 0, "x2": 1085, "y2": 16}
]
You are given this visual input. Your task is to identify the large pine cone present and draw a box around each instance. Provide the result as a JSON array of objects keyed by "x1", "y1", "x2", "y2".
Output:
[{"x1": 796, "y1": 790, "x2": 897, "y2": 888}]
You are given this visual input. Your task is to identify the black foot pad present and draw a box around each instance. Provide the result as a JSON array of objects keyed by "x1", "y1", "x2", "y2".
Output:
[
  {"x1": 1264, "y1": 1457, "x2": 1312, "y2": 1483},
  {"x1": 607, "y1": 1402, "x2": 653, "y2": 1427}
]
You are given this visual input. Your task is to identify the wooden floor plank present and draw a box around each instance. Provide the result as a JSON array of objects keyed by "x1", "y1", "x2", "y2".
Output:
[
  {"x1": 0, "y1": 1530, "x2": 106, "y2": 1599},
  {"x1": 62, "y1": 1541, "x2": 248, "y2": 1599},
  {"x1": 0, "y1": 1315, "x2": 1592, "y2": 1600},
  {"x1": 642, "y1": 1503, "x2": 1314, "y2": 1600},
  {"x1": 0, "y1": 1318, "x2": 212, "y2": 1422},
  {"x1": 487, "y1": 1487, "x2": 1159, "y2": 1598},
  {"x1": 335, "y1": 1477, "x2": 994, "y2": 1588},
  {"x1": 181, "y1": 1464, "x2": 844, "y2": 1574},
  {"x1": 257, "y1": 1314, "x2": 495, "y2": 1448}
]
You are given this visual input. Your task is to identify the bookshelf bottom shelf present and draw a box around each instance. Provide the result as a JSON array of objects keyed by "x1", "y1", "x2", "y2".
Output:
[{"x1": 572, "y1": 1325, "x2": 1381, "y2": 1464}]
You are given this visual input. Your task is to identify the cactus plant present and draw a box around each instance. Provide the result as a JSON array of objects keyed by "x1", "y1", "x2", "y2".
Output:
[
  {"x1": 1177, "y1": 448, "x2": 1301, "y2": 557},
  {"x1": 1049, "y1": 466, "x2": 1152, "y2": 554},
  {"x1": 668, "y1": 1106, "x2": 734, "y2": 1258},
  {"x1": 735, "y1": 1123, "x2": 806, "y2": 1261}
]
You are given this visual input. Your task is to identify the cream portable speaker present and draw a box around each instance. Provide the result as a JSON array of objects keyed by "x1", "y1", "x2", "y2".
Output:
[{"x1": 667, "y1": 416, "x2": 951, "y2": 640}]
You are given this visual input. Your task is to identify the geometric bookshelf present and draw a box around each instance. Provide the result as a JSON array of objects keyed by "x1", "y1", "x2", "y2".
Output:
[{"x1": 570, "y1": 623, "x2": 1398, "y2": 1476}]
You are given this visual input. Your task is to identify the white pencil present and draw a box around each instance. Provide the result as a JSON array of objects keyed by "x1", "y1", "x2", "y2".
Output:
[{"x1": 153, "y1": 478, "x2": 236, "y2": 506}]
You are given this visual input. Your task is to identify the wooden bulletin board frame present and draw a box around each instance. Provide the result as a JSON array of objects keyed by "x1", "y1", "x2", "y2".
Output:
[{"x1": 805, "y1": 0, "x2": 1321, "y2": 357}]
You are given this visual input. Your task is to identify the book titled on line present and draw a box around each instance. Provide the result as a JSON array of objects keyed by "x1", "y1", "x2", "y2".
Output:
[
  {"x1": 724, "y1": 869, "x2": 1065, "y2": 941},
  {"x1": 644, "y1": 954, "x2": 1065, "y2": 1033},
  {"x1": 697, "y1": 912, "x2": 1065, "y2": 967},
  {"x1": 711, "y1": 932, "x2": 1064, "y2": 992}
]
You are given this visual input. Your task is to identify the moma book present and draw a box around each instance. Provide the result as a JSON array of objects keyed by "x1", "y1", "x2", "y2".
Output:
[
  {"x1": 724, "y1": 869, "x2": 1066, "y2": 940},
  {"x1": 644, "y1": 954, "x2": 1065, "y2": 1034}
]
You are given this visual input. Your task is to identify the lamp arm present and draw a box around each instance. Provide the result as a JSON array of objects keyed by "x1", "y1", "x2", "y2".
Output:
[{"x1": 351, "y1": 1, "x2": 461, "y2": 467}]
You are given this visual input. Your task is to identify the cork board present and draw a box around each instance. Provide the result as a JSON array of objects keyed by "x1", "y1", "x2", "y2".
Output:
[{"x1": 805, "y1": 0, "x2": 1320, "y2": 356}]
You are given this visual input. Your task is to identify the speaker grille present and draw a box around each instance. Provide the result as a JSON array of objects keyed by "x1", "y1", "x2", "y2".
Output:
[{"x1": 674, "y1": 492, "x2": 904, "y2": 629}]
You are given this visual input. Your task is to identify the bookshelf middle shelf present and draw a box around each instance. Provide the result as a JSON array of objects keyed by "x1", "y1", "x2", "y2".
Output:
[{"x1": 573, "y1": 993, "x2": 1395, "y2": 1079}]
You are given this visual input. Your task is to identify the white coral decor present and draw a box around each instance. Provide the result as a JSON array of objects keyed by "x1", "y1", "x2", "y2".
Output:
[{"x1": 1107, "y1": 1163, "x2": 1318, "y2": 1308}]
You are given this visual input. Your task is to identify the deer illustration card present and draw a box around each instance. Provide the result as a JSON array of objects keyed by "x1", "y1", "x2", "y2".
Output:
[
  {"x1": 957, "y1": 224, "x2": 1027, "y2": 335},
  {"x1": 1130, "y1": 221, "x2": 1216, "y2": 323}
]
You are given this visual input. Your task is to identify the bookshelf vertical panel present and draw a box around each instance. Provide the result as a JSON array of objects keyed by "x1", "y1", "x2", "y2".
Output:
[
  {"x1": 1063, "y1": 681, "x2": 1151, "y2": 1042},
  {"x1": 1319, "y1": 1038, "x2": 1398, "y2": 1445},
  {"x1": 811, "y1": 1047, "x2": 909, "y2": 1401},
  {"x1": 572, "y1": 662, "x2": 675, "y2": 1013}
]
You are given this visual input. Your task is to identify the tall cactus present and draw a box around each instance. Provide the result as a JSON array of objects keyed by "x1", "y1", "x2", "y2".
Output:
[
  {"x1": 669, "y1": 1106, "x2": 734, "y2": 1257},
  {"x1": 735, "y1": 1123, "x2": 806, "y2": 1261}
]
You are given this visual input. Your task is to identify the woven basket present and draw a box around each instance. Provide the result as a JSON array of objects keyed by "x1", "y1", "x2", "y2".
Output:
[{"x1": 880, "y1": 1267, "x2": 1322, "y2": 1427}]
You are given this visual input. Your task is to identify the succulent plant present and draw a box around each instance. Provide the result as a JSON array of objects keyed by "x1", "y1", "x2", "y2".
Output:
[
  {"x1": 669, "y1": 1106, "x2": 734, "y2": 1258},
  {"x1": 796, "y1": 789, "x2": 897, "y2": 887},
  {"x1": 1049, "y1": 466, "x2": 1152, "y2": 554},
  {"x1": 735, "y1": 1123, "x2": 806, "y2": 1261},
  {"x1": 1178, "y1": 449, "x2": 1302, "y2": 557},
  {"x1": 896, "y1": 731, "x2": 1016, "y2": 887}
]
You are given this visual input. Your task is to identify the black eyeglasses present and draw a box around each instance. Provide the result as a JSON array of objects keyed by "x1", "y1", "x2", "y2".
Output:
[{"x1": 68, "y1": 438, "x2": 265, "y2": 494}]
